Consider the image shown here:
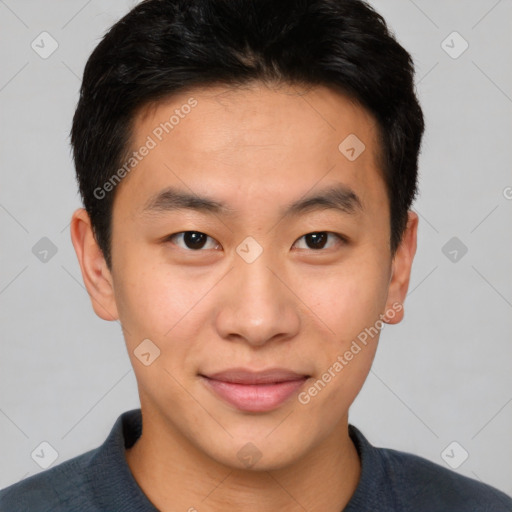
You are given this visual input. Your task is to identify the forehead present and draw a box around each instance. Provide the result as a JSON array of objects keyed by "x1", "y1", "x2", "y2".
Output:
[
  {"x1": 116, "y1": 82, "x2": 387, "y2": 222},
  {"x1": 135, "y1": 82, "x2": 379, "y2": 157}
]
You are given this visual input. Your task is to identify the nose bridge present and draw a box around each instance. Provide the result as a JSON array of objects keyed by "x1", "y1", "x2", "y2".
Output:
[
  {"x1": 215, "y1": 248, "x2": 300, "y2": 345},
  {"x1": 238, "y1": 252, "x2": 280, "y2": 310}
]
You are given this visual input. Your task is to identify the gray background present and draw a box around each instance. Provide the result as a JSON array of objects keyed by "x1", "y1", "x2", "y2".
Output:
[{"x1": 1, "y1": 0, "x2": 511, "y2": 497}]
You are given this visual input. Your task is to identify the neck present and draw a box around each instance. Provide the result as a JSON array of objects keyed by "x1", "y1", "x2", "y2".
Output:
[{"x1": 125, "y1": 408, "x2": 361, "y2": 512}]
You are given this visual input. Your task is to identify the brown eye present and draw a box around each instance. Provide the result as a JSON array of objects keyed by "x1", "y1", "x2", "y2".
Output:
[
  {"x1": 167, "y1": 231, "x2": 220, "y2": 251},
  {"x1": 293, "y1": 232, "x2": 346, "y2": 250}
]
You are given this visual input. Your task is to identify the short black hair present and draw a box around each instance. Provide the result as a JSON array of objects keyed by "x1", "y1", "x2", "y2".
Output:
[{"x1": 71, "y1": 0, "x2": 424, "y2": 269}]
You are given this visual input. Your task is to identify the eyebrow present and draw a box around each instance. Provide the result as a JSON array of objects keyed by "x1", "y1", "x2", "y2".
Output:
[
  {"x1": 141, "y1": 184, "x2": 364, "y2": 219},
  {"x1": 282, "y1": 184, "x2": 363, "y2": 217}
]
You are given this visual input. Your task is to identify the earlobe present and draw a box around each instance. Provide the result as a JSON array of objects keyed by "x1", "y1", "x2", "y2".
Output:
[
  {"x1": 69, "y1": 208, "x2": 119, "y2": 321},
  {"x1": 383, "y1": 211, "x2": 419, "y2": 325}
]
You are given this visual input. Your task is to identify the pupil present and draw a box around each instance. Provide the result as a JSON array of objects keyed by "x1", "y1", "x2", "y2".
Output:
[
  {"x1": 307, "y1": 232, "x2": 327, "y2": 249},
  {"x1": 184, "y1": 231, "x2": 206, "y2": 249}
]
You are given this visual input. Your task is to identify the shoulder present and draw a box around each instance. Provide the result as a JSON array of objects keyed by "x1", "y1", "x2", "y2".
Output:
[
  {"x1": 347, "y1": 425, "x2": 512, "y2": 512},
  {"x1": 0, "y1": 409, "x2": 148, "y2": 512},
  {"x1": 0, "y1": 447, "x2": 100, "y2": 512},
  {"x1": 380, "y1": 446, "x2": 512, "y2": 510}
]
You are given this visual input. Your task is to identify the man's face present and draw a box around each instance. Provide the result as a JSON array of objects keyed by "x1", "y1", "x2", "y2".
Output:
[{"x1": 74, "y1": 82, "x2": 416, "y2": 470}]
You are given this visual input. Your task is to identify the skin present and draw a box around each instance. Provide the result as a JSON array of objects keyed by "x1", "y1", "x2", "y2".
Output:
[{"x1": 70, "y1": 82, "x2": 418, "y2": 511}]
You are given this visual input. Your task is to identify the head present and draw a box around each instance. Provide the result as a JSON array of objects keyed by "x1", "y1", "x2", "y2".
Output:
[{"x1": 70, "y1": 0, "x2": 423, "y2": 471}]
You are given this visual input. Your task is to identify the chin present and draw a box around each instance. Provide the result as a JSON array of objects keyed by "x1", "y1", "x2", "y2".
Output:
[{"x1": 202, "y1": 433, "x2": 310, "y2": 473}]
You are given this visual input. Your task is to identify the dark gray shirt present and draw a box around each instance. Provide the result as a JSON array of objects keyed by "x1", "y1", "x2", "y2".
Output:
[{"x1": 1, "y1": 408, "x2": 511, "y2": 511}]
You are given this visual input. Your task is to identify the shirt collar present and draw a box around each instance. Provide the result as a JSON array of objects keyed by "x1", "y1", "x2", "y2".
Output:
[
  {"x1": 88, "y1": 408, "x2": 386, "y2": 511},
  {"x1": 87, "y1": 408, "x2": 158, "y2": 511}
]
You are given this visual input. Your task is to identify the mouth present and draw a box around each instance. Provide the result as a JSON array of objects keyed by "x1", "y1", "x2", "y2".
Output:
[{"x1": 199, "y1": 368, "x2": 310, "y2": 413}]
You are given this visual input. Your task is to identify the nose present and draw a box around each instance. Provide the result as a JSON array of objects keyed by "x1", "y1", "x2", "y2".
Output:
[{"x1": 214, "y1": 253, "x2": 301, "y2": 347}]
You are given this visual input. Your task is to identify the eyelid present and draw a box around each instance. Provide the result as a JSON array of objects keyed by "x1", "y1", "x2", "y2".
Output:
[
  {"x1": 292, "y1": 232, "x2": 347, "y2": 250},
  {"x1": 164, "y1": 230, "x2": 348, "y2": 252},
  {"x1": 165, "y1": 231, "x2": 221, "y2": 251}
]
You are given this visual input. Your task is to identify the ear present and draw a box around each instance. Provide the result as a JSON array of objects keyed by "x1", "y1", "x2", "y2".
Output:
[
  {"x1": 69, "y1": 208, "x2": 119, "y2": 321},
  {"x1": 382, "y1": 210, "x2": 418, "y2": 324}
]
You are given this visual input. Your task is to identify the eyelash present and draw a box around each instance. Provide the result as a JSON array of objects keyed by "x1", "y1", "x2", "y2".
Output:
[{"x1": 164, "y1": 231, "x2": 348, "y2": 252}]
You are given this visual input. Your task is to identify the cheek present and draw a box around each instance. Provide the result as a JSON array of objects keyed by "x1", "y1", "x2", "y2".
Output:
[
  {"x1": 298, "y1": 254, "x2": 389, "y2": 412},
  {"x1": 113, "y1": 256, "x2": 200, "y2": 342},
  {"x1": 113, "y1": 260, "x2": 204, "y2": 396},
  {"x1": 300, "y1": 258, "x2": 389, "y2": 343}
]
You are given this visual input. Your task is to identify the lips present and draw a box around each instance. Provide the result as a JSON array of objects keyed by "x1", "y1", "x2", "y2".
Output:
[
  {"x1": 204, "y1": 368, "x2": 309, "y2": 384},
  {"x1": 199, "y1": 368, "x2": 310, "y2": 413}
]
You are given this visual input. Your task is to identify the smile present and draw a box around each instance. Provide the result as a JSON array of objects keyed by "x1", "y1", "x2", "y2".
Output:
[{"x1": 199, "y1": 368, "x2": 310, "y2": 413}]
